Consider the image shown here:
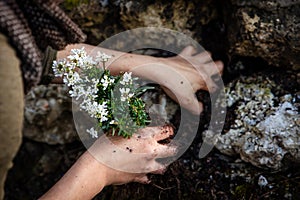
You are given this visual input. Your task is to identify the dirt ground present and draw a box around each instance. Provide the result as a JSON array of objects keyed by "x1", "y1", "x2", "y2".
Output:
[
  {"x1": 5, "y1": 129, "x2": 300, "y2": 200},
  {"x1": 4, "y1": 58, "x2": 300, "y2": 199}
]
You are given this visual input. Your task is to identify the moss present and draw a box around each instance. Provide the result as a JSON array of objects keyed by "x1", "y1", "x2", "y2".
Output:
[
  {"x1": 233, "y1": 184, "x2": 252, "y2": 199},
  {"x1": 63, "y1": 0, "x2": 90, "y2": 10}
]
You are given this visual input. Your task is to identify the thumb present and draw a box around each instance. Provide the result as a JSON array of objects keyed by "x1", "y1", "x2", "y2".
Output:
[
  {"x1": 179, "y1": 46, "x2": 197, "y2": 57},
  {"x1": 161, "y1": 86, "x2": 203, "y2": 115},
  {"x1": 183, "y1": 99, "x2": 203, "y2": 115}
]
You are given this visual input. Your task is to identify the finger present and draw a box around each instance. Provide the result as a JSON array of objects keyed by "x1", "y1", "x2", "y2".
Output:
[
  {"x1": 151, "y1": 166, "x2": 167, "y2": 175},
  {"x1": 145, "y1": 160, "x2": 167, "y2": 172},
  {"x1": 134, "y1": 175, "x2": 150, "y2": 184},
  {"x1": 154, "y1": 145, "x2": 177, "y2": 158},
  {"x1": 203, "y1": 61, "x2": 224, "y2": 76},
  {"x1": 179, "y1": 46, "x2": 197, "y2": 57},
  {"x1": 202, "y1": 76, "x2": 218, "y2": 92},
  {"x1": 194, "y1": 51, "x2": 212, "y2": 63},
  {"x1": 162, "y1": 86, "x2": 203, "y2": 115},
  {"x1": 153, "y1": 125, "x2": 174, "y2": 141},
  {"x1": 193, "y1": 101, "x2": 204, "y2": 114},
  {"x1": 161, "y1": 86, "x2": 178, "y2": 103},
  {"x1": 181, "y1": 95, "x2": 204, "y2": 115},
  {"x1": 215, "y1": 60, "x2": 224, "y2": 74},
  {"x1": 136, "y1": 126, "x2": 166, "y2": 139}
]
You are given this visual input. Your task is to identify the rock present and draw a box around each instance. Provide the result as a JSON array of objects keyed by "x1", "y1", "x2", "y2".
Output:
[
  {"x1": 24, "y1": 85, "x2": 78, "y2": 145},
  {"x1": 258, "y1": 175, "x2": 268, "y2": 187},
  {"x1": 61, "y1": 0, "x2": 219, "y2": 49},
  {"x1": 62, "y1": 0, "x2": 300, "y2": 69},
  {"x1": 224, "y1": 0, "x2": 300, "y2": 69},
  {"x1": 141, "y1": 86, "x2": 179, "y2": 126},
  {"x1": 207, "y1": 72, "x2": 300, "y2": 170},
  {"x1": 118, "y1": 0, "x2": 217, "y2": 47}
]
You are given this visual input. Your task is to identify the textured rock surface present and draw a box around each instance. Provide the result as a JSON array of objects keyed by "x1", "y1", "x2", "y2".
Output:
[
  {"x1": 24, "y1": 85, "x2": 78, "y2": 144},
  {"x1": 6, "y1": 2, "x2": 300, "y2": 199},
  {"x1": 208, "y1": 74, "x2": 300, "y2": 170},
  {"x1": 61, "y1": 0, "x2": 219, "y2": 49},
  {"x1": 62, "y1": 0, "x2": 300, "y2": 69},
  {"x1": 23, "y1": 0, "x2": 300, "y2": 165},
  {"x1": 225, "y1": 0, "x2": 300, "y2": 69}
]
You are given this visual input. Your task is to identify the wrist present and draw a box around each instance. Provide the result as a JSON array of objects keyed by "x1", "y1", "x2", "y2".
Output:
[
  {"x1": 40, "y1": 151, "x2": 107, "y2": 200},
  {"x1": 108, "y1": 53, "x2": 160, "y2": 75}
]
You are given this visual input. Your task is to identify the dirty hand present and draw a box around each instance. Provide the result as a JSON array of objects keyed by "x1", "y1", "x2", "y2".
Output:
[
  {"x1": 89, "y1": 125, "x2": 176, "y2": 185},
  {"x1": 58, "y1": 44, "x2": 223, "y2": 115},
  {"x1": 157, "y1": 46, "x2": 224, "y2": 114}
]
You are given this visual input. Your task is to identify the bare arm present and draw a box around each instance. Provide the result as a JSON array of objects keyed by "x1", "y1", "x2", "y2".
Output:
[
  {"x1": 57, "y1": 44, "x2": 223, "y2": 114},
  {"x1": 39, "y1": 125, "x2": 175, "y2": 200},
  {"x1": 39, "y1": 151, "x2": 106, "y2": 200}
]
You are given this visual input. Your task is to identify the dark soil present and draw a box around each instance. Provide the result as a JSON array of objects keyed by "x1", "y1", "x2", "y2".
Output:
[{"x1": 4, "y1": 57, "x2": 300, "y2": 199}]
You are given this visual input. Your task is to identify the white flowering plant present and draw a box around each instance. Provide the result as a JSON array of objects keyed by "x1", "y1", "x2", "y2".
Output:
[{"x1": 52, "y1": 48, "x2": 151, "y2": 138}]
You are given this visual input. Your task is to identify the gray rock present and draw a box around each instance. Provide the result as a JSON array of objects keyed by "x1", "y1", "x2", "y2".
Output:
[
  {"x1": 63, "y1": 0, "x2": 300, "y2": 69},
  {"x1": 61, "y1": 0, "x2": 219, "y2": 48},
  {"x1": 24, "y1": 85, "x2": 78, "y2": 145},
  {"x1": 225, "y1": 0, "x2": 300, "y2": 69},
  {"x1": 206, "y1": 74, "x2": 300, "y2": 170}
]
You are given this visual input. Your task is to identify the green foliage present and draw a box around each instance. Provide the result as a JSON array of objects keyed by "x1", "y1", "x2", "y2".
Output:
[
  {"x1": 53, "y1": 48, "x2": 151, "y2": 138},
  {"x1": 88, "y1": 68, "x2": 151, "y2": 138}
]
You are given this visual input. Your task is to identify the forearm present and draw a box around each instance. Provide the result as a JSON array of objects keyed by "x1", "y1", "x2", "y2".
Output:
[
  {"x1": 57, "y1": 43, "x2": 160, "y2": 77},
  {"x1": 39, "y1": 151, "x2": 107, "y2": 200}
]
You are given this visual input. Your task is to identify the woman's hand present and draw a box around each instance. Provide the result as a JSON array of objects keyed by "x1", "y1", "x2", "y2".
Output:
[
  {"x1": 161, "y1": 46, "x2": 223, "y2": 94},
  {"x1": 128, "y1": 46, "x2": 224, "y2": 115},
  {"x1": 89, "y1": 124, "x2": 176, "y2": 185},
  {"x1": 39, "y1": 125, "x2": 176, "y2": 200},
  {"x1": 157, "y1": 46, "x2": 223, "y2": 114},
  {"x1": 58, "y1": 44, "x2": 223, "y2": 114}
]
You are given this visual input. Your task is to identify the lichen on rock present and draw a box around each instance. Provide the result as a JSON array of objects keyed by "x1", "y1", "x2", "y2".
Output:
[{"x1": 207, "y1": 74, "x2": 300, "y2": 170}]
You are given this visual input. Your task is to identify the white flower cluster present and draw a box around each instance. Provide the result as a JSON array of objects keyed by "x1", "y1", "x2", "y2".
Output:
[
  {"x1": 119, "y1": 72, "x2": 135, "y2": 102},
  {"x1": 86, "y1": 127, "x2": 98, "y2": 138},
  {"x1": 101, "y1": 74, "x2": 115, "y2": 90},
  {"x1": 52, "y1": 48, "x2": 138, "y2": 138},
  {"x1": 96, "y1": 51, "x2": 112, "y2": 63}
]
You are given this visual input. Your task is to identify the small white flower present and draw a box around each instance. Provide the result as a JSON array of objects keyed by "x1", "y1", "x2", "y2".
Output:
[
  {"x1": 96, "y1": 52, "x2": 112, "y2": 63},
  {"x1": 100, "y1": 115, "x2": 108, "y2": 122},
  {"x1": 96, "y1": 101, "x2": 109, "y2": 122},
  {"x1": 110, "y1": 120, "x2": 117, "y2": 125},
  {"x1": 69, "y1": 83, "x2": 86, "y2": 100},
  {"x1": 67, "y1": 72, "x2": 81, "y2": 86},
  {"x1": 69, "y1": 48, "x2": 85, "y2": 59},
  {"x1": 86, "y1": 127, "x2": 98, "y2": 138},
  {"x1": 68, "y1": 47, "x2": 97, "y2": 69},
  {"x1": 100, "y1": 75, "x2": 115, "y2": 90},
  {"x1": 55, "y1": 48, "x2": 150, "y2": 139},
  {"x1": 67, "y1": 53, "x2": 80, "y2": 62},
  {"x1": 81, "y1": 55, "x2": 96, "y2": 69},
  {"x1": 119, "y1": 87, "x2": 134, "y2": 101},
  {"x1": 120, "y1": 72, "x2": 132, "y2": 85},
  {"x1": 101, "y1": 75, "x2": 110, "y2": 90},
  {"x1": 52, "y1": 60, "x2": 65, "y2": 77},
  {"x1": 82, "y1": 99, "x2": 108, "y2": 121},
  {"x1": 70, "y1": 47, "x2": 86, "y2": 58},
  {"x1": 258, "y1": 175, "x2": 268, "y2": 187}
]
